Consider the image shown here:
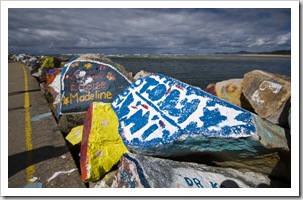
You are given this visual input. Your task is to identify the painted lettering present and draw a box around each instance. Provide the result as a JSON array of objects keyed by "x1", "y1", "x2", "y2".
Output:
[
  {"x1": 70, "y1": 93, "x2": 79, "y2": 103},
  {"x1": 184, "y1": 177, "x2": 193, "y2": 186},
  {"x1": 184, "y1": 177, "x2": 205, "y2": 188},
  {"x1": 70, "y1": 82, "x2": 76, "y2": 91},
  {"x1": 193, "y1": 178, "x2": 204, "y2": 188},
  {"x1": 210, "y1": 181, "x2": 217, "y2": 188},
  {"x1": 68, "y1": 91, "x2": 112, "y2": 104}
]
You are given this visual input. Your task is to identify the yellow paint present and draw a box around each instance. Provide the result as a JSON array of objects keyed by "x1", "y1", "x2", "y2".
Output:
[
  {"x1": 215, "y1": 79, "x2": 243, "y2": 107},
  {"x1": 82, "y1": 102, "x2": 129, "y2": 182},
  {"x1": 66, "y1": 125, "x2": 83, "y2": 145},
  {"x1": 84, "y1": 63, "x2": 92, "y2": 69},
  {"x1": 67, "y1": 91, "x2": 112, "y2": 104},
  {"x1": 21, "y1": 64, "x2": 35, "y2": 184}
]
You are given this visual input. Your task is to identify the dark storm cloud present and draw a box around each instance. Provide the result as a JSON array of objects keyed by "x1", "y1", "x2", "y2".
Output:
[{"x1": 8, "y1": 8, "x2": 291, "y2": 54}]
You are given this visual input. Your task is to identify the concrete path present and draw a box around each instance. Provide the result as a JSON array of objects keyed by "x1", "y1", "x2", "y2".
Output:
[{"x1": 8, "y1": 62, "x2": 85, "y2": 188}]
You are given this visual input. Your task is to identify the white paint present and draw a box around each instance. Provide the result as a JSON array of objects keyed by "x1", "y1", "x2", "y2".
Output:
[
  {"x1": 86, "y1": 164, "x2": 91, "y2": 179},
  {"x1": 47, "y1": 168, "x2": 77, "y2": 183},
  {"x1": 29, "y1": 177, "x2": 38, "y2": 183},
  {"x1": 49, "y1": 74, "x2": 61, "y2": 93},
  {"x1": 79, "y1": 71, "x2": 86, "y2": 78},
  {"x1": 259, "y1": 81, "x2": 282, "y2": 93},
  {"x1": 251, "y1": 90, "x2": 264, "y2": 104},
  {"x1": 172, "y1": 167, "x2": 249, "y2": 188},
  {"x1": 116, "y1": 74, "x2": 254, "y2": 143},
  {"x1": 213, "y1": 104, "x2": 246, "y2": 127},
  {"x1": 85, "y1": 76, "x2": 93, "y2": 84}
]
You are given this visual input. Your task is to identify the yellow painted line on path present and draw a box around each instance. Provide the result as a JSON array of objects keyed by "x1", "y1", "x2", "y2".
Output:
[{"x1": 21, "y1": 63, "x2": 35, "y2": 184}]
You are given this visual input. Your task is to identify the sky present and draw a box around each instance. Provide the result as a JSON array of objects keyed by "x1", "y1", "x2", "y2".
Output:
[{"x1": 8, "y1": 8, "x2": 291, "y2": 55}]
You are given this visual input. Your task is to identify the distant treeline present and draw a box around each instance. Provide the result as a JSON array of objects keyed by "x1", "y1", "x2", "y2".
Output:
[
  {"x1": 215, "y1": 50, "x2": 291, "y2": 55},
  {"x1": 257, "y1": 50, "x2": 291, "y2": 55}
]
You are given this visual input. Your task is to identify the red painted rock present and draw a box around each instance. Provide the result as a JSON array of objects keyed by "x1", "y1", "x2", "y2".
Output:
[{"x1": 242, "y1": 70, "x2": 291, "y2": 126}]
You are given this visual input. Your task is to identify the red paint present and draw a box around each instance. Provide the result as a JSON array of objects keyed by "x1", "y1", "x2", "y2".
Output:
[
  {"x1": 80, "y1": 103, "x2": 93, "y2": 181},
  {"x1": 175, "y1": 84, "x2": 184, "y2": 90},
  {"x1": 100, "y1": 65, "x2": 106, "y2": 70},
  {"x1": 141, "y1": 104, "x2": 149, "y2": 109},
  {"x1": 165, "y1": 87, "x2": 171, "y2": 95},
  {"x1": 159, "y1": 120, "x2": 165, "y2": 128},
  {"x1": 131, "y1": 106, "x2": 138, "y2": 109}
]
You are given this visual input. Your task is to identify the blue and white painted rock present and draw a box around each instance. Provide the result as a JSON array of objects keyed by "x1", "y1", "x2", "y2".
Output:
[
  {"x1": 58, "y1": 55, "x2": 131, "y2": 116},
  {"x1": 110, "y1": 153, "x2": 276, "y2": 188},
  {"x1": 112, "y1": 73, "x2": 289, "y2": 157}
]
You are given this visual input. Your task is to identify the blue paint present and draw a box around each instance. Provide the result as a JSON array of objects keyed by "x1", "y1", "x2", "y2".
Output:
[
  {"x1": 123, "y1": 154, "x2": 151, "y2": 188},
  {"x1": 199, "y1": 108, "x2": 227, "y2": 128},
  {"x1": 184, "y1": 177, "x2": 204, "y2": 188},
  {"x1": 135, "y1": 91, "x2": 181, "y2": 129},
  {"x1": 59, "y1": 60, "x2": 131, "y2": 115},
  {"x1": 139, "y1": 76, "x2": 158, "y2": 94},
  {"x1": 31, "y1": 112, "x2": 52, "y2": 122},
  {"x1": 148, "y1": 84, "x2": 167, "y2": 101},
  {"x1": 23, "y1": 182, "x2": 42, "y2": 188},
  {"x1": 117, "y1": 93, "x2": 134, "y2": 117},
  {"x1": 127, "y1": 110, "x2": 150, "y2": 134},
  {"x1": 112, "y1": 73, "x2": 257, "y2": 150},
  {"x1": 119, "y1": 171, "x2": 136, "y2": 188},
  {"x1": 184, "y1": 177, "x2": 194, "y2": 186},
  {"x1": 210, "y1": 181, "x2": 217, "y2": 188},
  {"x1": 142, "y1": 124, "x2": 159, "y2": 140}
]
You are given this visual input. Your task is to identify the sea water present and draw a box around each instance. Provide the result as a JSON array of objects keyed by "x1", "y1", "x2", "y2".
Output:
[{"x1": 111, "y1": 55, "x2": 291, "y2": 89}]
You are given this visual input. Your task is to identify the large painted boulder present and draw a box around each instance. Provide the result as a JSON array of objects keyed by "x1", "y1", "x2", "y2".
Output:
[
  {"x1": 80, "y1": 102, "x2": 129, "y2": 182},
  {"x1": 109, "y1": 153, "x2": 289, "y2": 188},
  {"x1": 57, "y1": 54, "x2": 132, "y2": 134},
  {"x1": 242, "y1": 70, "x2": 291, "y2": 126},
  {"x1": 112, "y1": 73, "x2": 289, "y2": 158},
  {"x1": 59, "y1": 55, "x2": 132, "y2": 115}
]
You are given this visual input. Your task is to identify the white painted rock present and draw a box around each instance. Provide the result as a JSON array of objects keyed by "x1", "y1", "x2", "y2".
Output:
[
  {"x1": 110, "y1": 153, "x2": 275, "y2": 188},
  {"x1": 111, "y1": 73, "x2": 289, "y2": 158}
]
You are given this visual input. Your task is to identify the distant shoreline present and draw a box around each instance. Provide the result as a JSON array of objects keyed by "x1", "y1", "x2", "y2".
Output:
[{"x1": 237, "y1": 54, "x2": 291, "y2": 58}]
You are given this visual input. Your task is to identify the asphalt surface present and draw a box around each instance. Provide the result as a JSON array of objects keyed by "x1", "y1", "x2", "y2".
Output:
[{"x1": 8, "y1": 62, "x2": 85, "y2": 188}]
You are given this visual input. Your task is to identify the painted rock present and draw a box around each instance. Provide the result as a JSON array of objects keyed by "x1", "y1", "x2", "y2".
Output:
[
  {"x1": 46, "y1": 73, "x2": 61, "y2": 117},
  {"x1": 80, "y1": 102, "x2": 129, "y2": 182},
  {"x1": 242, "y1": 70, "x2": 291, "y2": 126},
  {"x1": 66, "y1": 125, "x2": 83, "y2": 146},
  {"x1": 112, "y1": 73, "x2": 289, "y2": 157},
  {"x1": 76, "y1": 54, "x2": 133, "y2": 81},
  {"x1": 58, "y1": 54, "x2": 131, "y2": 116},
  {"x1": 204, "y1": 79, "x2": 243, "y2": 107},
  {"x1": 90, "y1": 170, "x2": 117, "y2": 188},
  {"x1": 110, "y1": 153, "x2": 276, "y2": 188}
]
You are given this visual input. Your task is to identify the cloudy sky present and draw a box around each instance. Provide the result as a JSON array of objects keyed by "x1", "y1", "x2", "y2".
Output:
[{"x1": 8, "y1": 8, "x2": 291, "y2": 55}]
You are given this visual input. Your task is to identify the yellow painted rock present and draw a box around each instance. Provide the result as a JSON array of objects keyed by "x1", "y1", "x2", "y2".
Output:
[
  {"x1": 215, "y1": 79, "x2": 243, "y2": 107},
  {"x1": 80, "y1": 102, "x2": 129, "y2": 182},
  {"x1": 66, "y1": 125, "x2": 83, "y2": 146}
]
